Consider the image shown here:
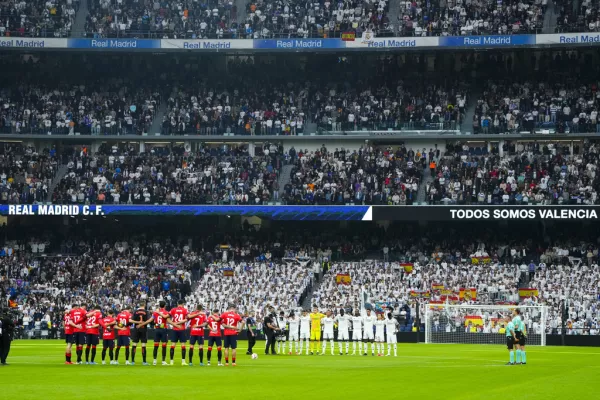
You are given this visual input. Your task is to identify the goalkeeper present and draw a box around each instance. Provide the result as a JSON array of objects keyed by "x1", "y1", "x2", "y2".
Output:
[
  {"x1": 309, "y1": 306, "x2": 325, "y2": 355},
  {"x1": 505, "y1": 317, "x2": 517, "y2": 365}
]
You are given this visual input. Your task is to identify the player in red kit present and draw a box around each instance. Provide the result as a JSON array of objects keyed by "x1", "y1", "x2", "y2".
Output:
[
  {"x1": 206, "y1": 309, "x2": 223, "y2": 366},
  {"x1": 152, "y1": 301, "x2": 171, "y2": 366},
  {"x1": 169, "y1": 299, "x2": 189, "y2": 366},
  {"x1": 64, "y1": 308, "x2": 74, "y2": 364},
  {"x1": 115, "y1": 307, "x2": 137, "y2": 365},
  {"x1": 187, "y1": 305, "x2": 208, "y2": 366},
  {"x1": 221, "y1": 305, "x2": 243, "y2": 366},
  {"x1": 68, "y1": 304, "x2": 88, "y2": 364},
  {"x1": 84, "y1": 306, "x2": 102, "y2": 364},
  {"x1": 100, "y1": 310, "x2": 117, "y2": 365}
]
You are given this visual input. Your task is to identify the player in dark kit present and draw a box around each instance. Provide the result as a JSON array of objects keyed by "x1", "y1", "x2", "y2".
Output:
[
  {"x1": 188, "y1": 305, "x2": 208, "y2": 366},
  {"x1": 206, "y1": 310, "x2": 223, "y2": 366},
  {"x1": 68, "y1": 304, "x2": 88, "y2": 364},
  {"x1": 169, "y1": 300, "x2": 189, "y2": 366},
  {"x1": 100, "y1": 310, "x2": 117, "y2": 365},
  {"x1": 130, "y1": 303, "x2": 153, "y2": 366},
  {"x1": 84, "y1": 306, "x2": 102, "y2": 364},
  {"x1": 152, "y1": 301, "x2": 171, "y2": 366},
  {"x1": 221, "y1": 305, "x2": 243, "y2": 366},
  {"x1": 115, "y1": 308, "x2": 136, "y2": 365}
]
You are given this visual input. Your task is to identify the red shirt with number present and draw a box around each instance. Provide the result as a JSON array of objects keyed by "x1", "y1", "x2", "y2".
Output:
[
  {"x1": 69, "y1": 307, "x2": 87, "y2": 333},
  {"x1": 64, "y1": 313, "x2": 74, "y2": 335},
  {"x1": 116, "y1": 311, "x2": 132, "y2": 336},
  {"x1": 101, "y1": 316, "x2": 116, "y2": 340},
  {"x1": 153, "y1": 309, "x2": 169, "y2": 329},
  {"x1": 220, "y1": 312, "x2": 242, "y2": 336},
  {"x1": 189, "y1": 312, "x2": 208, "y2": 336},
  {"x1": 169, "y1": 306, "x2": 188, "y2": 331},
  {"x1": 207, "y1": 315, "x2": 221, "y2": 337},
  {"x1": 85, "y1": 311, "x2": 103, "y2": 335}
]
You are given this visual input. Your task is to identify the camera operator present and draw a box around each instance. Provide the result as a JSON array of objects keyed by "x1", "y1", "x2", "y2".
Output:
[{"x1": 0, "y1": 308, "x2": 16, "y2": 366}]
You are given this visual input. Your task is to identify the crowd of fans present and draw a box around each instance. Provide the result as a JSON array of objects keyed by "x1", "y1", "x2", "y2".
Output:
[
  {"x1": 284, "y1": 144, "x2": 430, "y2": 205},
  {"x1": 425, "y1": 140, "x2": 600, "y2": 205},
  {"x1": 0, "y1": 143, "x2": 57, "y2": 204},
  {"x1": 0, "y1": 0, "x2": 77, "y2": 38},
  {"x1": 397, "y1": 0, "x2": 546, "y2": 37},
  {"x1": 51, "y1": 143, "x2": 282, "y2": 205},
  {"x1": 473, "y1": 77, "x2": 600, "y2": 134},
  {"x1": 555, "y1": 0, "x2": 600, "y2": 33},
  {"x1": 85, "y1": 0, "x2": 237, "y2": 38},
  {"x1": 243, "y1": 0, "x2": 391, "y2": 39},
  {"x1": 0, "y1": 0, "x2": 556, "y2": 39},
  {"x1": 3, "y1": 226, "x2": 599, "y2": 336}
]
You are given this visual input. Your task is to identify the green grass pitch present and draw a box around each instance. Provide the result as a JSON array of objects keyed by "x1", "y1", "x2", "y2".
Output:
[{"x1": 1, "y1": 340, "x2": 598, "y2": 400}]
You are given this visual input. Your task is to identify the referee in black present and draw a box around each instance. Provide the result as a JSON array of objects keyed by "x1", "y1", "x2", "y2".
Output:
[
  {"x1": 264, "y1": 307, "x2": 281, "y2": 355},
  {"x1": 130, "y1": 303, "x2": 152, "y2": 365}
]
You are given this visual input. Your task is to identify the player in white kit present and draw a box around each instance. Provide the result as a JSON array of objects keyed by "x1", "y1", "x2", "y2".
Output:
[
  {"x1": 287, "y1": 312, "x2": 300, "y2": 355},
  {"x1": 299, "y1": 310, "x2": 311, "y2": 355},
  {"x1": 384, "y1": 313, "x2": 398, "y2": 357},
  {"x1": 362, "y1": 309, "x2": 376, "y2": 356},
  {"x1": 321, "y1": 311, "x2": 335, "y2": 355},
  {"x1": 335, "y1": 309, "x2": 351, "y2": 355},
  {"x1": 374, "y1": 313, "x2": 386, "y2": 356},
  {"x1": 351, "y1": 311, "x2": 363, "y2": 355}
]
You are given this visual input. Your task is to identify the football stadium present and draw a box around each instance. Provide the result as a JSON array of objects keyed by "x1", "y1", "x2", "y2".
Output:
[{"x1": 2, "y1": 1, "x2": 600, "y2": 398}]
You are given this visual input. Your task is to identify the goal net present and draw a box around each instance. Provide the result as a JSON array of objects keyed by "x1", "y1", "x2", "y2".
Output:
[{"x1": 424, "y1": 304, "x2": 547, "y2": 346}]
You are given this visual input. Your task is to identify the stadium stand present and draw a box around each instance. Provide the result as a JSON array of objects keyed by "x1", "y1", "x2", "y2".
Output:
[
  {"x1": 426, "y1": 140, "x2": 600, "y2": 205},
  {"x1": 0, "y1": 143, "x2": 58, "y2": 204},
  {"x1": 554, "y1": 0, "x2": 600, "y2": 33},
  {"x1": 0, "y1": 0, "x2": 77, "y2": 38},
  {"x1": 50, "y1": 144, "x2": 283, "y2": 205},
  {"x1": 85, "y1": 0, "x2": 237, "y2": 38},
  {"x1": 284, "y1": 145, "x2": 428, "y2": 205},
  {"x1": 243, "y1": 0, "x2": 391, "y2": 39}
]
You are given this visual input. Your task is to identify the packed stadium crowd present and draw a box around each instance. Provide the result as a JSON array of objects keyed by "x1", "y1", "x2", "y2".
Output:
[
  {"x1": 51, "y1": 143, "x2": 282, "y2": 205},
  {"x1": 285, "y1": 145, "x2": 429, "y2": 205},
  {"x1": 2, "y1": 222, "x2": 599, "y2": 339},
  {"x1": 0, "y1": 0, "x2": 556, "y2": 38},
  {"x1": 554, "y1": 0, "x2": 600, "y2": 33},
  {"x1": 425, "y1": 139, "x2": 600, "y2": 205},
  {"x1": 0, "y1": 0, "x2": 77, "y2": 38},
  {"x1": 0, "y1": 144, "x2": 58, "y2": 204},
  {"x1": 85, "y1": 0, "x2": 236, "y2": 39}
]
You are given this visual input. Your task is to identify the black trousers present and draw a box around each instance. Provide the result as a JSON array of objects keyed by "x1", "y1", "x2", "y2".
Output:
[
  {"x1": 265, "y1": 332, "x2": 276, "y2": 354},
  {"x1": 247, "y1": 335, "x2": 256, "y2": 353},
  {"x1": 0, "y1": 334, "x2": 11, "y2": 364}
]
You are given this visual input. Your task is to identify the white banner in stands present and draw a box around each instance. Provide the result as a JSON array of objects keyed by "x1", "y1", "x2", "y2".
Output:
[
  {"x1": 0, "y1": 38, "x2": 67, "y2": 48},
  {"x1": 344, "y1": 36, "x2": 439, "y2": 49},
  {"x1": 536, "y1": 33, "x2": 600, "y2": 45},
  {"x1": 161, "y1": 39, "x2": 254, "y2": 50}
]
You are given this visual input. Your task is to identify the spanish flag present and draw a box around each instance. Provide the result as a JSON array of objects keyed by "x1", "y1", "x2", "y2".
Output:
[
  {"x1": 471, "y1": 257, "x2": 492, "y2": 265},
  {"x1": 432, "y1": 283, "x2": 444, "y2": 291},
  {"x1": 400, "y1": 263, "x2": 413, "y2": 273},
  {"x1": 519, "y1": 288, "x2": 539, "y2": 298},
  {"x1": 459, "y1": 288, "x2": 477, "y2": 301},
  {"x1": 336, "y1": 273, "x2": 352, "y2": 285},
  {"x1": 464, "y1": 315, "x2": 484, "y2": 327}
]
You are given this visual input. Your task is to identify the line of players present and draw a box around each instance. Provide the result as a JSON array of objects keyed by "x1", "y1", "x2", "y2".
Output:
[
  {"x1": 505, "y1": 309, "x2": 528, "y2": 366},
  {"x1": 63, "y1": 300, "x2": 243, "y2": 366},
  {"x1": 267, "y1": 307, "x2": 401, "y2": 357}
]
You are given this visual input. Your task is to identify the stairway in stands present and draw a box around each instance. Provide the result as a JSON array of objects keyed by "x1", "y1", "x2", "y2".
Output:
[
  {"x1": 274, "y1": 164, "x2": 294, "y2": 203},
  {"x1": 46, "y1": 164, "x2": 69, "y2": 202}
]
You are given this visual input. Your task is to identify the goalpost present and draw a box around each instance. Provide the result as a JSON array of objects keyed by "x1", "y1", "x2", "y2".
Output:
[{"x1": 424, "y1": 304, "x2": 548, "y2": 346}]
